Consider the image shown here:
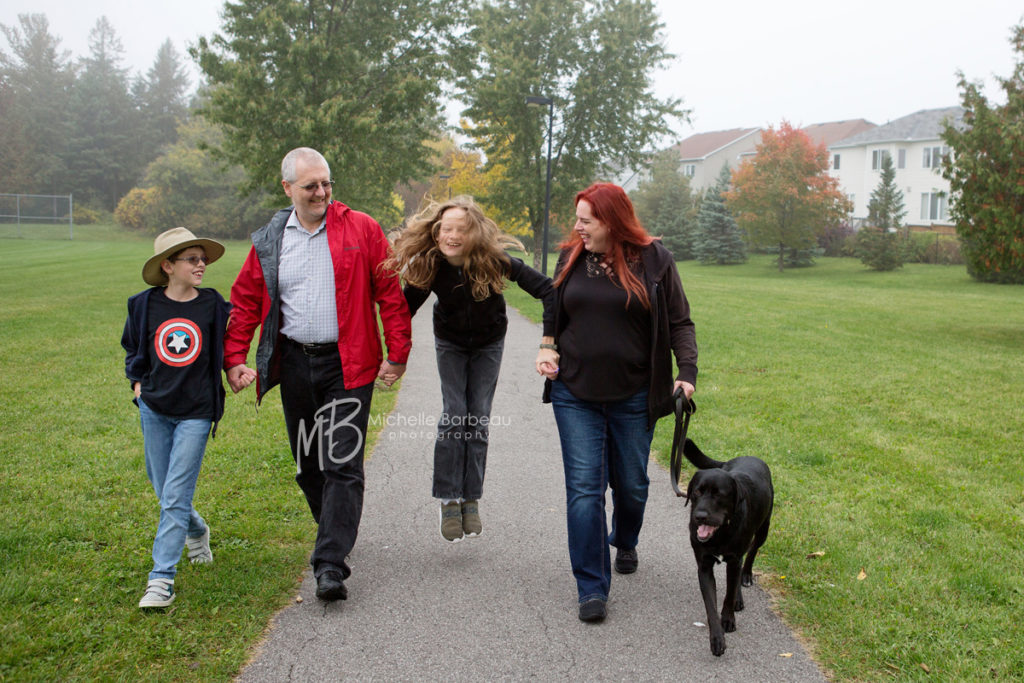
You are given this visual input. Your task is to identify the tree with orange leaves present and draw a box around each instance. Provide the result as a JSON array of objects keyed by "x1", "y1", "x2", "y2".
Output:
[{"x1": 725, "y1": 121, "x2": 852, "y2": 271}]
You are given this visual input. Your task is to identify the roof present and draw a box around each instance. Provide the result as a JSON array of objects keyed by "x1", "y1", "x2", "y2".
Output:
[
  {"x1": 672, "y1": 128, "x2": 760, "y2": 161},
  {"x1": 801, "y1": 119, "x2": 876, "y2": 147},
  {"x1": 830, "y1": 107, "x2": 965, "y2": 148}
]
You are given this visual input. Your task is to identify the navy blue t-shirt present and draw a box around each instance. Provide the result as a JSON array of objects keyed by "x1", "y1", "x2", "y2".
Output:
[{"x1": 140, "y1": 288, "x2": 217, "y2": 419}]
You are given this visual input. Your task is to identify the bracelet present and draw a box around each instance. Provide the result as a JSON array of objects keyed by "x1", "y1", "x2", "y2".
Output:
[{"x1": 539, "y1": 343, "x2": 558, "y2": 351}]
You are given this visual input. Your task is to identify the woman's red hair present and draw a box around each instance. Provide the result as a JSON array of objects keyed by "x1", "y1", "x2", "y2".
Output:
[{"x1": 554, "y1": 182, "x2": 654, "y2": 308}]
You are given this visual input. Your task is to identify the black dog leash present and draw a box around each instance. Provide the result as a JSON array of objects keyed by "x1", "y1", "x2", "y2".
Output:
[{"x1": 669, "y1": 387, "x2": 696, "y2": 498}]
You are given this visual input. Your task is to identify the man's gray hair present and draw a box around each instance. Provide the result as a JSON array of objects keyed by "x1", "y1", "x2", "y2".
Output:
[{"x1": 281, "y1": 147, "x2": 330, "y2": 183}]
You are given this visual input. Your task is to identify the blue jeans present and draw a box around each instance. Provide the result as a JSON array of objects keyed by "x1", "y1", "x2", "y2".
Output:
[
  {"x1": 550, "y1": 380, "x2": 654, "y2": 603},
  {"x1": 137, "y1": 398, "x2": 210, "y2": 581},
  {"x1": 432, "y1": 337, "x2": 504, "y2": 500}
]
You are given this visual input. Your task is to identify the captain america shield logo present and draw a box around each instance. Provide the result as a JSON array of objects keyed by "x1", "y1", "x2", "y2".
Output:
[{"x1": 154, "y1": 318, "x2": 202, "y2": 367}]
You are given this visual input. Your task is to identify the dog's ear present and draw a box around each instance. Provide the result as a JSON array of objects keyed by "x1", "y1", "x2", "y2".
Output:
[{"x1": 685, "y1": 472, "x2": 698, "y2": 506}]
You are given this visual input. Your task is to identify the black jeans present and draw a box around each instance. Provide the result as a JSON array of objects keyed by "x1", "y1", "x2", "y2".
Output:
[
  {"x1": 432, "y1": 337, "x2": 504, "y2": 500},
  {"x1": 279, "y1": 338, "x2": 374, "y2": 579}
]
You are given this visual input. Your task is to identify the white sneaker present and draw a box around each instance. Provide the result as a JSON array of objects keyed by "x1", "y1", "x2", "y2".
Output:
[
  {"x1": 186, "y1": 527, "x2": 213, "y2": 564},
  {"x1": 138, "y1": 578, "x2": 175, "y2": 608}
]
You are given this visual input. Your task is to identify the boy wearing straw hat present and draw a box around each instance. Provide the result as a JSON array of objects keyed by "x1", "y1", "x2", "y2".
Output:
[{"x1": 121, "y1": 227, "x2": 234, "y2": 609}]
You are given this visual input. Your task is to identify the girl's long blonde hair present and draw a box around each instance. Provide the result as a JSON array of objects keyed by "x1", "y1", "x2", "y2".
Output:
[{"x1": 386, "y1": 196, "x2": 524, "y2": 301}]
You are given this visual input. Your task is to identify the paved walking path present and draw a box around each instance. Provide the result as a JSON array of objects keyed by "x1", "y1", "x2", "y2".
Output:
[{"x1": 239, "y1": 303, "x2": 826, "y2": 682}]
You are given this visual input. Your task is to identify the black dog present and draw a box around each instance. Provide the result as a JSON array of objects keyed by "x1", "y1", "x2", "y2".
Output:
[{"x1": 683, "y1": 438, "x2": 773, "y2": 657}]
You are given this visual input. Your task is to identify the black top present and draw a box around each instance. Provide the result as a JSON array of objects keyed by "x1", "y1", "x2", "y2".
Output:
[
  {"x1": 544, "y1": 241, "x2": 698, "y2": 428},
  {"x1": 557, "y1": 252, "x2": 650, "y2": 401},
  {"x1": 141, "y1": 288, "x2": 217, "y2": 419},
  {"x1": 404, "y1": 253, "x2": 555, "y2": 349}
]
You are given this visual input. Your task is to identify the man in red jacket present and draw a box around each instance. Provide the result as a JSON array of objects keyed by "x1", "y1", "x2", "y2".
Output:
[{"x1": 225, "y1": 147, "x2": 411, "y2": 602}]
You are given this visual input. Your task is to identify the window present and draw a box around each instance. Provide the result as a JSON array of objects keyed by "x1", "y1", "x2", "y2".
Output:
[
  {"x1": 847, "y1": 194, "x2": 855, "y2": 213},
  {"x1": 871, "y1": 149, "x2": 891, "y2": 170},
  {"x1": 922, "y1": 146, "x2": 949, "y2": 169},
  {"x1": 920, "y1": 192, "x2": 948, "y2": 221},
  {"x1": 897, "y1": 149, "x2": 906, "y2": 169},
  {"x1": 833, "y1": 154, "x2": 841, "y2": 170},
  {"x1": 682, "y1": 164, "x2": 696, "y2": 178}
]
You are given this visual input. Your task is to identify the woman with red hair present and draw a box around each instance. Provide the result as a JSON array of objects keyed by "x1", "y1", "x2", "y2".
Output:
[{"x1": 536, "y1": 182, "x2": 698, "y2": 622}]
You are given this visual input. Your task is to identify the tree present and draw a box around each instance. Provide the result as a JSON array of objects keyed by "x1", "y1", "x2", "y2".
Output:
[
  {"x1": 456, "y1": 0, "x2": 685, "y2": 265},
  {"x1": 855, "y1": 152, "x2": 905, "y2": 271},
  {"x1": 66, "y1": 17, "x2": 142, "y2": 209},
  {"x1": 192, "y1": 0, "x2": 466, "y2": 221},
  {"x1": 134, "y1": 40, "x2": 190, "y2": 162},
  {"x1": 941, "y1": 22, "x2": 1024, "y2": 284},
  {"x1": 725, "y1": 121, "x2": 851, "y2": 272},
  {"x1": 630, "y1": 148, "x2": 696, "y2": 259},
  {"x1": 0, "y1": 14, "x2": 74, "y2": 193},
  {"x1": 115, "y1": 116, "x2": 270, "y2": 239},
  {"x1": 694, "y1": 164, "x2": 746, "y2": 265}
]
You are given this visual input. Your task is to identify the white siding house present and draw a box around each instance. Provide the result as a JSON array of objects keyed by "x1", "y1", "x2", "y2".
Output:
[
  {"x1": 672, "y1": 128, "x2": 762, "y2": 192},
  {"x1": 828, "y1": 107, "x2": 964, "y2": 229}
]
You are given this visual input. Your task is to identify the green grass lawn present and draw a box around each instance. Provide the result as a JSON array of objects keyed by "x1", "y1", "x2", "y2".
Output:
[
  {"x1": 0, "y1": 227, "x2": 398, "y2": 680},
  {"x1": 3, "y1": 229, "x2": 1022, "y2": 680},
  {"x1": 505, "y1": 254, "x2": 1024, "y2": 681}
]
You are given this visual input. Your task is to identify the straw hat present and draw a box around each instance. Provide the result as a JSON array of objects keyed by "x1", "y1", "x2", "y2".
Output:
[{"x1": 142, "y1": 227, "x2": 225, "y2": 286}]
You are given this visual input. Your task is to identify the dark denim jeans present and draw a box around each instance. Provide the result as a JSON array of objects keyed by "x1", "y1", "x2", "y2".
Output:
[
  {"x1": 432, "y1": 337, "x2": 504, "y2": 500},
  {"x1": 279, "y1": 339, "x2": 374, "y2": 579},
  {"x1": 550, "y1": 380, "x2": 654, "y2": 603}
]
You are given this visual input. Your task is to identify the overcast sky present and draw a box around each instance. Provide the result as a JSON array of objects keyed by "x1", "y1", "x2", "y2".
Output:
[{"x1": 3, "y1": 0, "x2": 1022, "y2": 138}]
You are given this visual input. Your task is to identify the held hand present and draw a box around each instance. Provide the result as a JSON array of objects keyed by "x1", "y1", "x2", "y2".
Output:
[
  {"x1": 378, "y1": 360, "x2": 406, "y2": 387},
  {"x1": 536, "y1": 348, "x2": 560, "y2": 380},
  {"x1": 674, "y1": 380, "x2": 695, "y2": 401},
  {"x1": 227, "y1": 364, "x2": 257, "y2": 394}
]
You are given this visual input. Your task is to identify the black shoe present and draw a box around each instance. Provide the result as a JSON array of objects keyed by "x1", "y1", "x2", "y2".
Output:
[
  {"x1": 614, "y1": 547, "x2": 638, "y2": 574},
  {"x1": 315, "y1": 570, "x2": 348, "y2": 601},
  {"x1": 578, "y1": 598, "x2": 607, "y2": 622}
]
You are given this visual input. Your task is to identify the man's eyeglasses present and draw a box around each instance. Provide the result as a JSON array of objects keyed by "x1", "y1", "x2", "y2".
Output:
[
  {"x1": 172, "y1": 256, "x2": 210, "y2": 266},
  {"x1": 296, "y1": 180, "x2": 334, "y2": 193}
]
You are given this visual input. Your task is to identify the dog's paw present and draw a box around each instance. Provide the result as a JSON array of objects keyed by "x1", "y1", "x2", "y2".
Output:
[
  {"x1": 710, "y1": 633, "x2": 727, "y2": 657},
  {"x1": 741, "y1": 572, "x2": 754, "y2": 587},
  {"x1": 734, "y1": 590, "x2": 745, "y2": 612},
  {"x1": 721, "y1": 612, "x2": 736, "y2": 633}
]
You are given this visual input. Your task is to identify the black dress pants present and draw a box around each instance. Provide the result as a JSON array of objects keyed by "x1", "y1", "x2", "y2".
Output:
[{"x1": 278, "y1": 338, "x2": 374, "y2": 579}]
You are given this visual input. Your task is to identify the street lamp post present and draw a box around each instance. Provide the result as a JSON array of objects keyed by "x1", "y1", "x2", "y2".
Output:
[
  {"x1": 526, "y1": 95, "x2": 553, "y2": 275},
  {"x1": 439, "y1": 173, "x2": 452, "y2": 199}
]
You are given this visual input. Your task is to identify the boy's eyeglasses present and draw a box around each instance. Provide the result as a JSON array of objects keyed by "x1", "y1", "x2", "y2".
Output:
[{"x1": 172, "y1": 256, "x2": 210, "y2": 266}]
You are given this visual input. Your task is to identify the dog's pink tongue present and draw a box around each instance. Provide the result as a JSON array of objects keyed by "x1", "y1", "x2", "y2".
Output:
[{"x1": 698, "y1": 525, "x2": 717, "y2": 541}]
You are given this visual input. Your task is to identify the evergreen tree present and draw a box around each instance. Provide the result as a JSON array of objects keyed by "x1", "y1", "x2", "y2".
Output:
[
  {"x1": 67, "y1": 17, "x2": 143, "y2": 209},
  {"x1": 694, "y1": 164, "x2": 746, "y2": 265},
  {"x1": 631, "y1": 149, "x2": 696, "y2": 260},
  {"x1": 0, "y1": 14, "x2": 74, "y2": 193},
  {"x1": 855, "y1": 152, "x2": 905, "y2": 271},
  {"x1": 134, "y1": 40, "x2": 189, "y2": 162}
]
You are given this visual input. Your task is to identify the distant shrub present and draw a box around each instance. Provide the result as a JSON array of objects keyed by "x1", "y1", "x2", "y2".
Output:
[
  {"x1": 71, "y1": 205, "x2": 102, "y2": 225},
  {"x1": 115, "y1": 187, "x2": 163, "y2": 232},
  {"x1": 905, "y1": 232, "x2": 964, "y2": 265},
  {"x1": 818, "y1": 222, "x2": 856, "y2": 257}
]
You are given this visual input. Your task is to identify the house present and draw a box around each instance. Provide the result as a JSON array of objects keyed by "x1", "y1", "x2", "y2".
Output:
[
  {"x1": 827, "y1": 107, "x2": 964, "y2": 229},
  {"x1": 735, "y1": 118, "x2": 878, "y2": 171},
  {"x1": 802, "y1": 119, "x2": 876, "y2": 149},
  {"x1": 670, "y1": 127, "x2": 762, "y2": 191}
]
